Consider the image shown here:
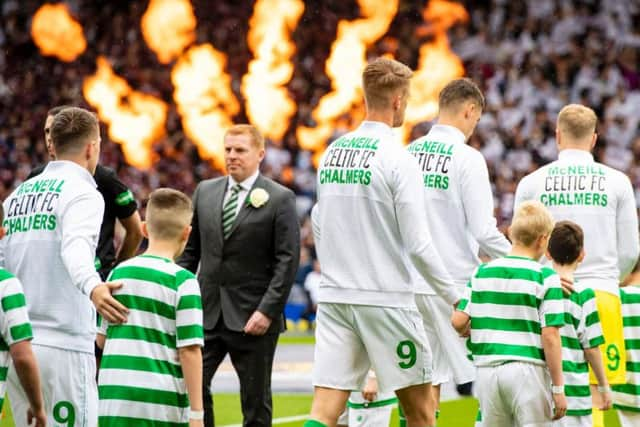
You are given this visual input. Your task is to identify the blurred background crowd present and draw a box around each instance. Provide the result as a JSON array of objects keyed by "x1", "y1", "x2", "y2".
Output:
[{"x1": 1, "y1": 0, "x2": 640, "y2": 320}]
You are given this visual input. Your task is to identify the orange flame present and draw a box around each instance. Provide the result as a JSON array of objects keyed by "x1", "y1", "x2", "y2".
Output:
[
  {"x1": 171, "y1": 44, "x2": 240, "y2": 169},
  {"x1": 83, "y1": 57, "x2": 168, "y2": 169},
  {"x1": 297, "y1": 0, "x2": 399, "y2": 157},
  {"x1": 241, "y1": 0, "x2": 305, "y2": 141},
  {"x1": 31, "y1": 3, "x2": 87, "y2": 62},
  {"x1": 404, "y1": 0, "x2": 468, "y2": 136},
  {"x1": 141, "y1": 0, "x2": 197, "y2": 64}
]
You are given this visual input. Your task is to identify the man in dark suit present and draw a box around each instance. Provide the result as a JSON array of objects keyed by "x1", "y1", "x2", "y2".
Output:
[{"x1": 178, "y1": 124, "x2": 300, "y2": 427}]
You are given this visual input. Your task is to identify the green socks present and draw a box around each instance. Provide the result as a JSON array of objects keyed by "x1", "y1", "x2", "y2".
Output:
[{"x1": 303, "y1": 420, "x2": 328, "y2": 427}]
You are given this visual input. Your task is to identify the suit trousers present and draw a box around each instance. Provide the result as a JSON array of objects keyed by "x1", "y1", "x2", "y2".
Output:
[{"x1": 203, "y1": 320, "x2": 279, "y2": 427}]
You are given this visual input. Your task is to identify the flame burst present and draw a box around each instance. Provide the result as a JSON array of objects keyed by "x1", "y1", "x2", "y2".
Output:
[
  {"x1": 83, "y1": 57, "x2": 168, "y2": 169},
  {"x1": 297, "y1": 0, "x2": 399, "y2": 158},
  {"x1": 404, "y1": 0, "x2": 468, "y2": 136},
  {"x1": 241, "y1": 0, "x2": 305, "y2": 141},
  {"x1": 171, "y1": 44, "x2": 240, "y2": 169},
  {"x1": 141, "y1": 0, "x2": 197, "y2": 64},
  {"x1": 31, "y1": 3, "x2": 87, "y2": 62}
]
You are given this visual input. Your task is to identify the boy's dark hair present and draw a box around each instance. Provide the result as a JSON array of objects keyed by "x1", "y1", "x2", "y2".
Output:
[{"x1": 548, "y1": 221, "x2": 584, "y2": 265}]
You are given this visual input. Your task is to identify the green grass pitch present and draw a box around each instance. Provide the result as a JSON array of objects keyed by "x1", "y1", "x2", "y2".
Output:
[{"x1": 0, "y1": 394, "x2": 622, "y2": 426}]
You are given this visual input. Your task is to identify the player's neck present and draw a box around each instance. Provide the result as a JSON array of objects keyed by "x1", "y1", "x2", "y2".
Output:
[
  {"x1": 145, "y1": 241, "x2": 180, "y2": 261},
  {"x1": 509, "y1": 243, "x2": 541, "y2": 260},
  {"x1": 551, "y1": 263, "x2": 577, "y2": 281},
  {"x1": 365, "y1": 110, "x2": 394, "y2": 127}
]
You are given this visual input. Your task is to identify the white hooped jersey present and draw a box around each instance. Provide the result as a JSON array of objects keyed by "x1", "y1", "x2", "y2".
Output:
[
  {"x1": 407, "y1": 124, "x2": 510, "y2": 294},
  {"x1": 613, "y1": 285, "x2": 640, "y2": 412},
  {"x1": 515, "y1": 149, "x2": 640, "y2": 294},
  {"x1": 0, "y1": 161, "x2": 104, "y2": 353},
  {"x1": 314, "y1": 121, "x2": 458, "y2": 308}
]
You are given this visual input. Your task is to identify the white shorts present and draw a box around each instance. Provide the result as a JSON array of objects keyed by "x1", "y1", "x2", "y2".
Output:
[
  {"x1": 476, "y1": 362, "x2": 553, "y2": 427},
  {"x1": 618, "y1": 410, "x2": 640, "y2": 427},
  {"x1": 337, "y1": 392, "x2": 396, "y2": 426},
  {"x1": 552, "y1": 415, "x2": 591, "y2": 427},
  {"x1": 312, "y1": 303, "x2": 432, "y2": 393},
  {"x1": 8, "y1": 344, "x2": 97, "y2": 427},
  {"x1": 415, "y1": 294, "x2": 475, "y2": 385}
]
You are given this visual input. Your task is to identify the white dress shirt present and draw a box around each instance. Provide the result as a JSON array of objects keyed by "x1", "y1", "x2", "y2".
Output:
[{"x1": 224, "y1": 169, "x2": 260, "y2": 217}]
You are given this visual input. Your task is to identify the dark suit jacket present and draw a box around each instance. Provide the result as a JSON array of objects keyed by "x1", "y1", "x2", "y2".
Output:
[{"x1": 178, "y1": 174, "x2": 300, "y2": 333}]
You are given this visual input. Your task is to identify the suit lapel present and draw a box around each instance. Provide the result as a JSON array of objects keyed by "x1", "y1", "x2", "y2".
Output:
[
  {"x1": 226, "y1": 174, "x2": 264, "y2": 240},
  {"x1": 212, "y1": 177, "x2": 228, "y2": 247}
]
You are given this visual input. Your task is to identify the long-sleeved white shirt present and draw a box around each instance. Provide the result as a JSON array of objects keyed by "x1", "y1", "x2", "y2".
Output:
[
  {"x1": 314, "y1": 121, "x2": 459, "y2": 307},
  {"x1": 0, "y1": 161, "x2": 104, "y2": 353},
  {"x1": 514, "y1": 149, "x2": 640, "y2": 295},
  {"x1": 407, "y1": 124, "x2": 511, "y2": 293}
]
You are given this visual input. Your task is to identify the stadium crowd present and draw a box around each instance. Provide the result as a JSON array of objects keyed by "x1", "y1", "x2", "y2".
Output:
[{"x1": 1, "y1": 0, "x2": 640, "y2": 309}]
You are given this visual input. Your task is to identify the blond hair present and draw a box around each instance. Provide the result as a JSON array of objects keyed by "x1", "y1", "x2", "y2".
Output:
[
  {"x1": 145, "y1": 188, "x2": 193, "y2": 241},
  {"x1": 557, "y1": 104, "x2": 597, "y2": 141},
  {"x1": 362, "y1": 58, "x2": 413, "y2": 111},
  {"x1": 509, "y1": 201, "x2": 555, "y2": 247},
  {"x1": 225, "y1": 124, "x2": 264, "y2": 149}
]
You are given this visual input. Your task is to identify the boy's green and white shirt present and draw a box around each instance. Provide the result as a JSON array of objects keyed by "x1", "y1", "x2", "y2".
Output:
[
  {"x1": 0, "y1": 269, "x2": 32, "y2": 411},
  {"x1": 458, "y1": 256, "x2": 564, "y2": 366},
  {"x1": 97, "y1": 255, "x2": 204, "y2": 427},
  {"x1": 613, "y1": 285, "x2": 640, "y2": 413},
  {"x1": 559, "y1": 282, "x2": 604, "y2": 416}
]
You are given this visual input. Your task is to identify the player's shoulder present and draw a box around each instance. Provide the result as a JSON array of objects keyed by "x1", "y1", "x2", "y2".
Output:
[
  {"x1": 596, "y1": 161, "x2": 632, "y2": 185},
  {"x1": 113, "y1": 255, "x2": 195, "y2": 287}
]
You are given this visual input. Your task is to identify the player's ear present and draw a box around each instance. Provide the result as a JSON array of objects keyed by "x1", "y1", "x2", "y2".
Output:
[
  {"x1": 141, "y1": 222, "x2": 149, "y2": 239},
  {"x1": 590, "y1": 133, "x2": 597, "y2": 150},
  {"x1": 182, "y1": 225, "x2": 192, "y2": 242},
  {"x1": 578, "y1": 249, "x2": 585, "y2": 263}
]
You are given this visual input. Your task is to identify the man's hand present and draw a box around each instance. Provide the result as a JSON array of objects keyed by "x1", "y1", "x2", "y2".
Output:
[
  {"x1": 189, "y1": 420, "x2": 203, "y2": 427},
  {"x1": 243, "y1": 311, "x2": 272, "y2": 336},
  {"x1": 552, "y1": 393, "x2": 567, "y2": 420},
  {"x1": 27, "y1": 406, "x2": 46, "y2": 427},
  {"x1": 560, "y1": 277, "x2": 575, "y2": 295},
  {"x1": 362, "y1": 375, "x2": 378, "y2": 402},
  {"x1": 90, "y1": 282, "x2": 128, "y2": 324}
]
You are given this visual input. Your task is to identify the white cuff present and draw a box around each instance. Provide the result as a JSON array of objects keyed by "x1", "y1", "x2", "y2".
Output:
[
  {"x1": 189, "y1": 409, "x2": 204, "y2": 420},
  {"x1": 551, "y1": 385, "x2": 564, "y2": 394}
]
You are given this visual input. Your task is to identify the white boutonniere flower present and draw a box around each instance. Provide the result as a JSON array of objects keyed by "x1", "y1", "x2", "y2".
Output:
[{"x1": 249, "y1": 188, "x2": 269, "y2": 208}]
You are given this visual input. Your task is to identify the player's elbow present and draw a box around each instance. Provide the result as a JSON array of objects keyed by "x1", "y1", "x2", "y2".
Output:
[
  {"x1": 541, "y1": 326, "x2": 560, "y2": 347},
  {"x1": 10, "y1": 341, "x2": 36, "y2": 371},
  {"x1": 178, "y1": 345, "x2": 202, "y2": 360}
]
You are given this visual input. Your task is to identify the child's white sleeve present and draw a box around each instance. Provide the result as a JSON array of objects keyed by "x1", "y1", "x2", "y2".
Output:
[{"x1": 175, "y1": 275, "x2": 204, "y2": 348}]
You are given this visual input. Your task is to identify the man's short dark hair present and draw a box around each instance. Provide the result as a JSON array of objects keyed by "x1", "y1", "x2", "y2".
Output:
[
  {"x1": 439, "y1": 78, "x2": 485, "y2": 111},
  {"x1": 49, "y1": 107, "x2": 99, "y2": 155},
  {"x1": 548, "y1": 221, "x2": 584, "y2": 265},
  {"x1": 47, "y1": 105, "x2": 73, "y2": 118}
]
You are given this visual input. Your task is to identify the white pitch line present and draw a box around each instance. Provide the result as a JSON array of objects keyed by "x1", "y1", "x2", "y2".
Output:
[{"x1": 221, "y1": 414, "x2": 308, "y2": 426}]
